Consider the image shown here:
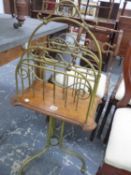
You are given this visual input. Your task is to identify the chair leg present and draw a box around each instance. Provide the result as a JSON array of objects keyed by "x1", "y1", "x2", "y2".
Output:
[
  {"x1": 97, "y1": 100, "x2": 113, "y2": 139},
  {"x1": 103, "y1": 123, "x2": 111, "y2": 145},
  {"x1": 95, "y1": 166, "x2": 102, "y2": 175},
  {"x1": 95, "y1": 163, "x2": 131, "y2": 175},
  {"x1": 18, "y1": 117, "x2": 87, "y2": 175},
  {"x1": 90, "y1": 100, "x2": 105, "y2": 141},
  {"x1": 103, "y1": 107, "x2": 116, "y2": 144}
]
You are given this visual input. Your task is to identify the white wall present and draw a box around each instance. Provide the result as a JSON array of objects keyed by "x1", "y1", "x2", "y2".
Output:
[{"x1": 0, "y1": 0, "x2": 4, "y2": 14}]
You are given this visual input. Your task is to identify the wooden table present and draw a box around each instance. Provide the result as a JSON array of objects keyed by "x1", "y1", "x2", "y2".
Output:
[{"x1": 0, "y1": 14, "x2": 68, "y2": 66}]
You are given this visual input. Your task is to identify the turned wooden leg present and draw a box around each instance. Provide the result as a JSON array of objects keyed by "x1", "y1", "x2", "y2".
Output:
[
  {"x1": 14, "y1": 0, "x2": 27, "y2": 29},
  {"x1": 121, "y1": 1, "x2": 127, "y2": 15},
  {"x1": 96, "y1": 167, "x2": 102, "y2": 175},
  {"x1": 10, "y1": 0, "x2": 16, "y2": 17}
]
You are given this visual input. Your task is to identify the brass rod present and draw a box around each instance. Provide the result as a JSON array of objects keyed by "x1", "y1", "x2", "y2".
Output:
[
  {"x1": 53, "y1": 65, "x2": 56, "y2": 104},
  {"x1": 64, "y1": 75, "x2": 68, "y2": 107},
  {"x1": 59, "y1": 121, "x2": 65, "y2": 146}
]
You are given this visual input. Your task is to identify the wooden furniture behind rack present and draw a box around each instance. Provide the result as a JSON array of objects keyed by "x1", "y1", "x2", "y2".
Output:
[
  {"x1": 118, "y1": 16, "x2": 131, "y2": 58},
  {"x1": 31, "y1": 9, "x2": 116, "y2": 29},
  {"x1": 96, "y1": 39, "x2": 131, "y2": 143},
  {"x1": 98, "y1": 1, "x2": 120, "y2": 19},
  {"x1": 96, "y1": 41, "x2": 131, "y2": 175},
  {"x1": 3, "y1": 0, "x2": 117, "y2": 29},
  {"x1": 3, "y1": 0, "x2": 30, "y2": 15},
  {"x1": 121, "y1": 0, "x2": 131, "y2": 15}
]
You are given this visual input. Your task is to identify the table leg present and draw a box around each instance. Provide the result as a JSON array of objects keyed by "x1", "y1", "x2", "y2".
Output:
[{"x1": 14, "y1": 0, "x2": 27, "y2": 29}]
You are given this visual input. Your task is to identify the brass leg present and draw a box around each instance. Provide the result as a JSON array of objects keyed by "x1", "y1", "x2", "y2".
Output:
[
  {"x1": 18, "y1": 117, "x2": 54, "y2": 175},
  {"x1": 18, "y1": 146, "x2": 49, "y2": 175},
  {"x1": 18, "y1": 117, "x2": 87, "y2": 174},
  {"x1": 61, "y1": 146, "x2": 87, "y2": 173},
  {"x1": 59, "y1": 121, "x2": 87, "y2": 174}
]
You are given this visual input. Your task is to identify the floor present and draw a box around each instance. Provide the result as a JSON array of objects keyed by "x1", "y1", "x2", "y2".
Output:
[{"x1": 0, "y1": 57, "x2": 121, "y2": 175}]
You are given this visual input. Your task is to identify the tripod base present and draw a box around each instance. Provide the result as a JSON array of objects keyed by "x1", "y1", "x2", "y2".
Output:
[{"x1": 18, "y1": 117, "x2": 87, "y2": 175}]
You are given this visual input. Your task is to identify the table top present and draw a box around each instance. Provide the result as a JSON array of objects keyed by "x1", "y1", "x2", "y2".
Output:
[{"x1": 0, "y1": 14, "x2": 68, "y2": 52}]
